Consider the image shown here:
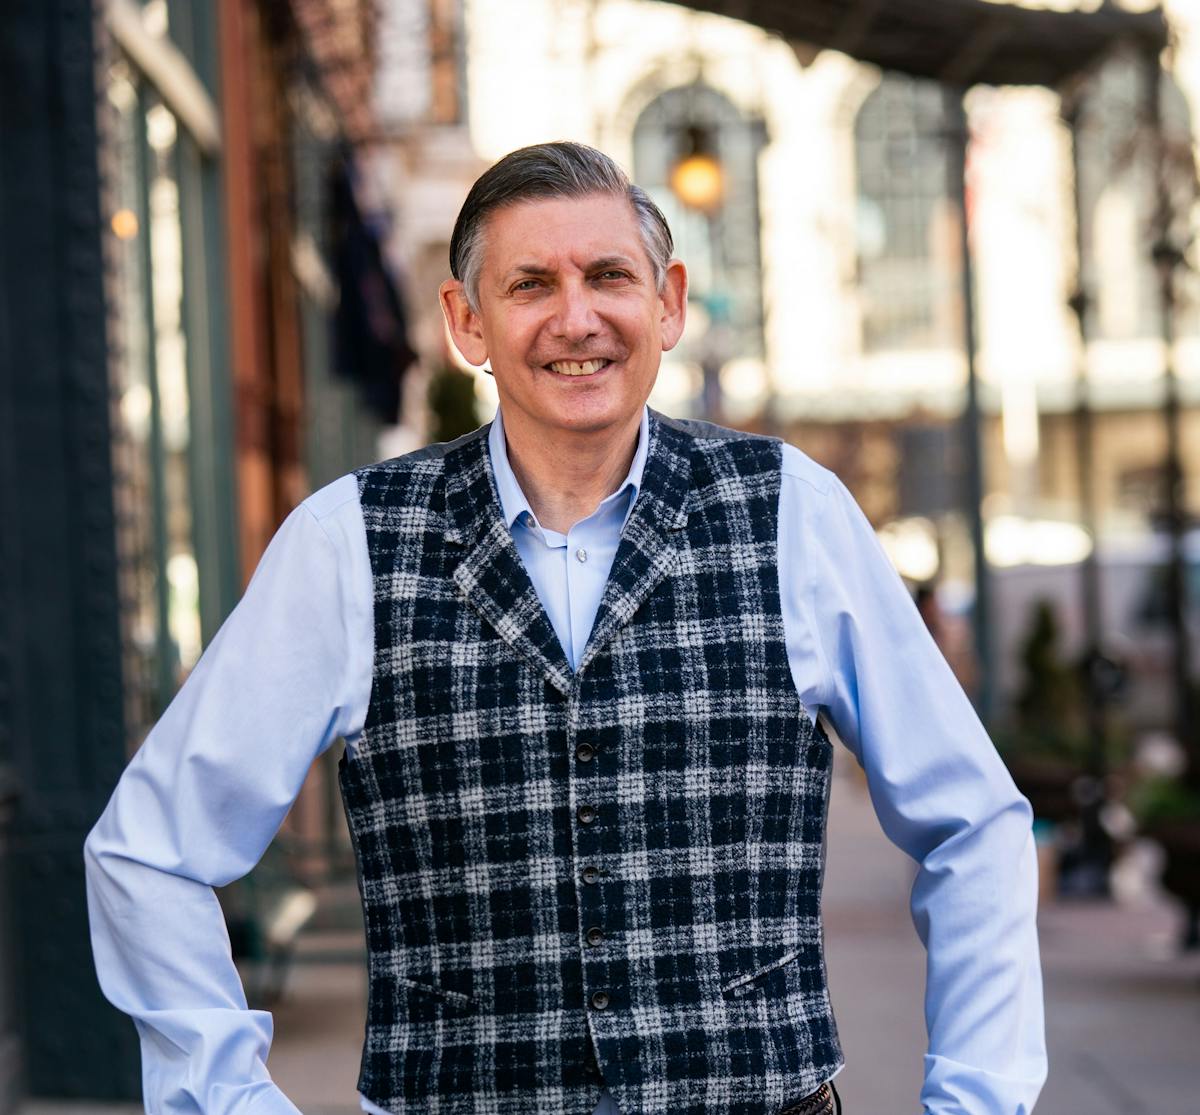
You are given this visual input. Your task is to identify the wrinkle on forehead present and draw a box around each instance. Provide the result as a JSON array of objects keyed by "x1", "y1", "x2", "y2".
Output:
[{"x1": 481, "y1": 194, "x2": 651, "y2": 280}]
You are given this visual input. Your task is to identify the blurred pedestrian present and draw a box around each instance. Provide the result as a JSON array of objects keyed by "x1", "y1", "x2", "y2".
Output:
[
  {"x1": 916, "y1": 580, "x2": 978, "y2": 697},
  {"x1": 85, "y1": 142, "x2": 1045, "y2": 1115},
  {"x1": 914, "y1": 582, "x2": 942, "y2": 644}
]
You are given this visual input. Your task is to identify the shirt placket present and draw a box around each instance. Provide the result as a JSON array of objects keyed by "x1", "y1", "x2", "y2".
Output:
[{"x1": 564, "y1": 522, "x2": 591, "y2": 672}]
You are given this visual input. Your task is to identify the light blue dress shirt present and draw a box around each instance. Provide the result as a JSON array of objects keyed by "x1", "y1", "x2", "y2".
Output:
[{"x1": 84, "y1": 407, "x2": 1046, "y2": 1115}]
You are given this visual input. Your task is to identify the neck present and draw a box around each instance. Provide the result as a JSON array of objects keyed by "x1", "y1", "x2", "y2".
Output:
[{"x1": 500, "y1": 409, "x2": 641, "y2": 535}]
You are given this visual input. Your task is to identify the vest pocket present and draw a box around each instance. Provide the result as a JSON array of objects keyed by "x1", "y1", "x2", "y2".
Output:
[
  {"x1": 718, "y1": 944, "x2": 820, "y2": 1083},
  {"x1": 720, "y1": 947, "x2": 804, "y2": 1001},
  {"x1": 394, "y1": 974, "x2": 478, "y2": 1019}
]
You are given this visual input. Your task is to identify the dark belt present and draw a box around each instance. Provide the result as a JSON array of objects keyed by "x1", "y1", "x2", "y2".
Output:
[{"x1": 778, "y1": 1080, "x2": 840, "y2": 1115}]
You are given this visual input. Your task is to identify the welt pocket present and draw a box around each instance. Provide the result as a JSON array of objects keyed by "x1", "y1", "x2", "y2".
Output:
[
  {"x1": 720, "y1": 948, "x2": 803, "y2": 1000},
  {"x1": 397, "y1": 975, "x2": 478, "y2": 1008}
]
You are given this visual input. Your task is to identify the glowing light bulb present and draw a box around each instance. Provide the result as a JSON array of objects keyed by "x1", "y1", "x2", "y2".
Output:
[
  {"x1": 111, "y1": 208, "x2": 139, "y2": 240},
  {"x1": 670, "y1": 153, "x2": 724, "y2": 212}
]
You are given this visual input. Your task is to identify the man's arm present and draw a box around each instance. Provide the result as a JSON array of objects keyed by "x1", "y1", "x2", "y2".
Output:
[
  {"x1": 779, "y1": 446, "x2": 1047, "y2": 1115},
  {"x1": 84, "y1": 476, "x2": 373, "y2": 1115}
]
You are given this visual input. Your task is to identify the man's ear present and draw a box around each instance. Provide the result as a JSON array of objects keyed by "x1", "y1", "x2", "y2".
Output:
[
  {"x1": 439, "y1": 279, "x2": 489, "y2": 366},
  {"x1": 658, "y1": 259, "x2": 688, "y2": 353}
]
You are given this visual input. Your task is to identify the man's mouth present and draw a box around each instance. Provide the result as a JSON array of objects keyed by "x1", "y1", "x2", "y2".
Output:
[{"x1": 545, "y1": 358, "x2": 612, "y2": 377}]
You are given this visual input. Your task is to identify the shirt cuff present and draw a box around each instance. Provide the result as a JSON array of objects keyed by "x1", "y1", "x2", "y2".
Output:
[
  {"x1": 921, "y1": 1052, "x2": 1046, "y2": 1115},
  {"x1": 241, "y1": 1082, "x2": 304, "y2": 1115}
]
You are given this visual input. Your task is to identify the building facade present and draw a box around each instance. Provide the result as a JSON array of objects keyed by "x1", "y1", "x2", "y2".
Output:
[
  {"x1": 0, "y1": 0, "x2": 415, "y2": 1105},
  {"x1": 458, "y1": 0, "x2": 1200, "y2": 717}
]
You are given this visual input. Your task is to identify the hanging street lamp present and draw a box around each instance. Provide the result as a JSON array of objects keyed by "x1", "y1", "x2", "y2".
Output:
[{"x1": 669, "y1": 124, "x2": 724, "y2": 213}]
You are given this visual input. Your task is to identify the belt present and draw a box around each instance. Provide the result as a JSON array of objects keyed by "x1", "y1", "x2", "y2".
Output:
[{"x1": 778, "y1": 1080, "x2": 840, "y2": 1115}]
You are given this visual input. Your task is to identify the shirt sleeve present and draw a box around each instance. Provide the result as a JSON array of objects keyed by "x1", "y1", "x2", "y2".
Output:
[
  {"x1": 778, "y1": 447, "x2": 1047, "y2": 1115},
  {"x1": 83, "y1": 475, "x2": 374, "y2": 1115}
]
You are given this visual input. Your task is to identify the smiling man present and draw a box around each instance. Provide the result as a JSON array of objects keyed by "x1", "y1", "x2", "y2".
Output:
[
  {"x1": 440, "y1": 186, "x2": 686, "y2": 538},
  {"x1": 85, "y1": 143, "x2": 1046, "y2": 1115}
]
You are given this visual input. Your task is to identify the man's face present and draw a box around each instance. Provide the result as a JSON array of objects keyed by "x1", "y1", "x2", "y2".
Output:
[{"x1": 440, "y1": 192, "x2": 686, "y2": 442}]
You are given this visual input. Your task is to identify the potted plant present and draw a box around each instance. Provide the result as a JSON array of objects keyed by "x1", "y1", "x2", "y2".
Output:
[
  {"x1": 1130, "y1": 771, "x2": 1200, "y2": 950},
  {"x1": 427, "y1": 363, "x2": 480, "y2": 443},
  {"x1": 999, "y1": 600, "x2": 1089, "y2": 824}
]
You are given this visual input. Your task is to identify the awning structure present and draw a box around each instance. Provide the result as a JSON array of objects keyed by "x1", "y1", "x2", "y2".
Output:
[{"x1": 676, "y1": 0, "x2": 1168, "y2": 87}]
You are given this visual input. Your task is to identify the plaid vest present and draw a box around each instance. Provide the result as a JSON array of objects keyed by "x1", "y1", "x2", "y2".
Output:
[{"x1": 342, "y1": 413, "x2": 842, "y2": 1114}]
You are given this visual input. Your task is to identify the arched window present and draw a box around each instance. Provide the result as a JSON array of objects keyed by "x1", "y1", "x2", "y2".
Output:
[
  {"x1": 1074, "y1": 49, "x2": 1196, "y2": 341},
  {"x1": 854, "y1": 73, "x2": 954, "y2": 353},
  {"x1": 1074, "y1": 51, "x2": 1158, "y2": 342},
  {"x1": 632, "y1": 84, "x2": 767, "y2": 364}
]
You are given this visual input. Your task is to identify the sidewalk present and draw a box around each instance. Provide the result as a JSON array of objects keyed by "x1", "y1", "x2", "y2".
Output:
[
  {"x1": 822, "y1": 762, "x2": 1200, "y2": 1115},
  {"x1": 22, "y1": 761, "x2": 1199, "y2": 1114}
]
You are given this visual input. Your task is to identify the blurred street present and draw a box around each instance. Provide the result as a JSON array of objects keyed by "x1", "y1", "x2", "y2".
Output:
[
  {"x1": 21, "y1": 754, "x2": 1199, "y2": 1115},
  {"x1": 822, "y1": 760, "x2": 1200, "y2": 1115},
  {"x1": 5, "y1": 2, "x2": 1200, "y2": 1110}
]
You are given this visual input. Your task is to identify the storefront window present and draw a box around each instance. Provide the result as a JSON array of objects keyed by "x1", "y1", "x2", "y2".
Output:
[
  {"x1": 145, "y1": 98, "x2": 202, "y2": 676},
  {"x1": 105, "y1": 59, "x2": 202, "y2": 736}
]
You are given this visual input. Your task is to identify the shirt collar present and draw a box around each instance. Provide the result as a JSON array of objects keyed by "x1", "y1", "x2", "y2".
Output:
[{"x1": 488, "y1": 405, "x2": 650, "y2": 531}]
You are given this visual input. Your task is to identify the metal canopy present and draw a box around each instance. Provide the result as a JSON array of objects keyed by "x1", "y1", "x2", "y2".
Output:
[{"x1": 676, "y1": 0, "x2": 1168, "y2": 87}]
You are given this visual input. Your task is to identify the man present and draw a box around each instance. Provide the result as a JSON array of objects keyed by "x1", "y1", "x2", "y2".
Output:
[{"x1": 86, "y1": 142, "x2": 1046, "y2": 1115}]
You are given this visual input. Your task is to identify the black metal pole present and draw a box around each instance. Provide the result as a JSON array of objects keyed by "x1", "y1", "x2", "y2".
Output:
[
  {"x1": 702, "y1": 209, "x2": 724, "y2": 423},
  {"x1": 1064, "y1": 100, "x2": 1111, "y2": 895},
  {"x1": 945, "y1": 86, "x2": 993, "y2": 722},
  {"x1": 1144, "y1": 49, "x2": 1198, "y2": 794}
]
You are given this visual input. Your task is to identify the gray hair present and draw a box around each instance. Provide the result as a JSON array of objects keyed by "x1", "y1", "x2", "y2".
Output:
[{"x1": 449, "y1": 141, "x2": 674, "y2": 312}]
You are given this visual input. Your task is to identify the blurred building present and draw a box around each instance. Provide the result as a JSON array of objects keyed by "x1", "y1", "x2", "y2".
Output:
[
  {"x1": 457, "y1": 0, "x2": 1199, "y2": 723},
  {"x1": 0, "y1": 0, "x2": 433, "y2": 1106},
  {"x1": 364, "y1": 0, "x2": 483, "y2": 456},
  {"x1": 2, "y1": 0, "x2": 1198, "y2": 1107}
]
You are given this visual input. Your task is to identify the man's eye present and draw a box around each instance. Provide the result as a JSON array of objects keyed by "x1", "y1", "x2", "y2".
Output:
[
  {"x1": 597, "y1": 270, "x2": 629, "y2": 282},
  {"x1": 512, "y1": 279, "x2": 541, "y2": 292}
]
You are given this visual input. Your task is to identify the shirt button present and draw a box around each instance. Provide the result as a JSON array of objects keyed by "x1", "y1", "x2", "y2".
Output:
[
  {"x1": 585, "y1": 926, "x2": 605, "y2": 947},
  {"x1": 590, "y1": 991, "x2": 610, "y2": 1010},
  {"x1": 575, "y1": 548, "x2": 588, "y2": 563},
  {"x1": 575, "y1": 743, "x2": 595, "y2": 763},
  {"x1": 582, "y1": 866, "x2": 600, "y2": 885},
  {"x1": 576, "y1": 804, "x2": 597, "y2": 825}
]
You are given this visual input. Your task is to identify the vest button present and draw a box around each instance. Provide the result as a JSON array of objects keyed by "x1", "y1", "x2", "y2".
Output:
[
  {"x1": 590, "y1": 991, "x2": 610, "y2": 1010},
  {"x1": 585, "y1": 926, "x2": 604, "y2": 947},
  {"x1": 577, "y1": 804, "x2": 597, "y2": 825},
  {"x1": 582, "y1": 866, "x2": 600, "y2": 885},
  {"x1": 575, "y1": 743, "x2": 595, "y2": 763}
]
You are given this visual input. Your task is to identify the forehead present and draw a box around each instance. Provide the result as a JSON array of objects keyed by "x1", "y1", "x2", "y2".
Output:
[{"x1": 481, "y1": 192, "x2": 649, "y2": 275}]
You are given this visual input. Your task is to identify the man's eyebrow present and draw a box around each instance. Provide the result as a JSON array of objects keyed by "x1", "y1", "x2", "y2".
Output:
[
  {"x1": 503, "y1": 264, "x2": 554, "y2": 279},
  {"x1": 587, "y1": 255, "x2": 639, "y2": 272}
]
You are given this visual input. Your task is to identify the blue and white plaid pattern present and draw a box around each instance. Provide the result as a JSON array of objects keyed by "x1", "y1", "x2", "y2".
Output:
[{"x1": 343, "y1": 414, "x2": 842, "y2": 1114}]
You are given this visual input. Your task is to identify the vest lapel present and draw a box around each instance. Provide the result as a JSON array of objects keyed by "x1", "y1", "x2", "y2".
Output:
[
  {"x1": 443, "y1": 427, "x2": 574, "y2": 695},
  {"x1": 578, "y1": 412, "x2": 691, "y2": 675}
]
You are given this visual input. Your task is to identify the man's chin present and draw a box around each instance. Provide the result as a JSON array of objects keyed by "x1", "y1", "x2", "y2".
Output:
[
  {"x1": 525, "y1": 406, "x2": 643, "y2": 442},
  {"x1": 498, "y1": 379, "x2": 653, "y2": 441}
]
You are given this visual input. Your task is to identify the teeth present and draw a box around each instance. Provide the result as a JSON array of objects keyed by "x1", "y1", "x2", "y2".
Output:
[{"x1": 549, "y1": 359, "x2": 607, "y2": 376}]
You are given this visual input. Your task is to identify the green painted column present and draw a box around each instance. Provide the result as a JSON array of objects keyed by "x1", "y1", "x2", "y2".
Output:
[{"x1": 0, "y1": 0, "x2": 141, "y2": 1102}]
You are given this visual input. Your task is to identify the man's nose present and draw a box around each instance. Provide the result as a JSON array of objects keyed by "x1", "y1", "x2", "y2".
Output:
[{"x1": 548, "y1": 279, "x2": 601, "y2": 342}]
